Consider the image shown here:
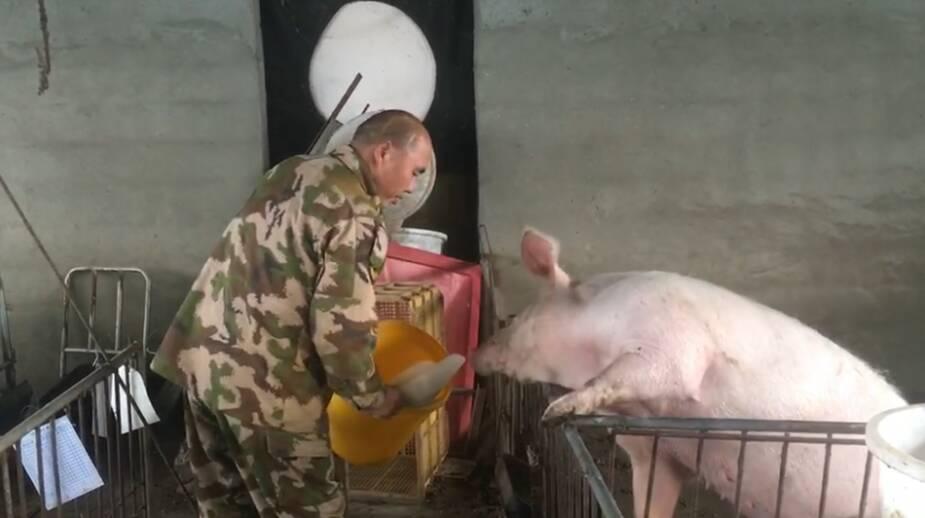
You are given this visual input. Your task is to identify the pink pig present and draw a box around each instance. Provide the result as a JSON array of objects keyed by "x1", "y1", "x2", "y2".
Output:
[{"x1": 474, "y1": 227, "x2": 907, "y2": 518}]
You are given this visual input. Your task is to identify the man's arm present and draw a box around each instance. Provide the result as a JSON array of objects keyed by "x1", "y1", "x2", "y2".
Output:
[{"x1": 308, "y1": 203, "x2": 390, "y2": 412}]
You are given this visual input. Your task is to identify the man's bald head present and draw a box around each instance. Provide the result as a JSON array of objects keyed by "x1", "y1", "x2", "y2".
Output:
[
  {"x1": 351, "y1": 109, "x2": 430, "y2": 151},
  {"x1": 350, "y1": 110, "x2": 434, "y2": 201}
]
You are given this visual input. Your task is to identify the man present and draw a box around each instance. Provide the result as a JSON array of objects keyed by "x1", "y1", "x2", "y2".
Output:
[{"x1": 150, "y1": 109, "x2": 434, "y2": 517}]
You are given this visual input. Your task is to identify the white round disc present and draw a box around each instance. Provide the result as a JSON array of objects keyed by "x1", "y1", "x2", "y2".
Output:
[{"x1": 308, "y1": 1, "x2": 437, "y2": 123}]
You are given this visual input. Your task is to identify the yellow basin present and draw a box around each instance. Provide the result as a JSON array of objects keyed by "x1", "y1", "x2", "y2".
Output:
[{"x1": 327, "y1": 319, "x2": 452, "y2": 465}]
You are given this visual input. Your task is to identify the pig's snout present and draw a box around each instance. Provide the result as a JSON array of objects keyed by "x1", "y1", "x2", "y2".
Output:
[{"x1": 473, "y1": 342, "x2": 505, "y2": 376}]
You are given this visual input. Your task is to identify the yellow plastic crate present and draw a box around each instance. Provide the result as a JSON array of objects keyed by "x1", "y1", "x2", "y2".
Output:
[
  {"x1": 342, "y1": 283, "x2": 450, "y2": 502},
  {"x1": 374, "y1": 282, "x2": 445, "y2": 345},
  {"x1": 343, "y1": 406, "x2": 450, "y2": 502}
]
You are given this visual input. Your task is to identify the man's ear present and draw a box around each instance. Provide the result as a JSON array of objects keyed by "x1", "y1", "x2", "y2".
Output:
[
  {"x1": 368, "y1": 141, "x2": 389, "y2": 165},
  {"x1": 521, "y1": 226, "x2": 571, "y2": 289}
]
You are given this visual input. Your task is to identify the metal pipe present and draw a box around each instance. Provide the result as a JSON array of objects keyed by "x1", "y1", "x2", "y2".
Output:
[
  {"x1": 691, "y1": 437, "x2": 705, "y2": 518},
  {"x1": 62, "y1": 348, "x2": 124, "y2": 356},
  {"x1": 93, "y1": 383, "x2": 103, "y2": 516},
  {"x1": 857, "y1": 451, "x2": 873, "y2": 518},
  {"x1": 36, "y1": 420, "x2": 46, "y2": 518},
  {"x1": 127, "y1": 358, "x2": 138, "y2": 517},
  {"x1": 773, "y1": 433, "x2": 790, "y2": 518},
  {"x1": 57, "y1": 269, "x2": 75, "y2": 381},
  {"x1": 141, "y1": 269, "x2": 151, "y2": 357},
  {"x1": 307, "y1": 72, "x2": 362, "y2": 154},
  {"x1": 584, "y1": 474, "x2": 592, "y2": 517},
  {"x1": 2, "y1": 450, "x2": 13, "y2": 518},
  {"x1": 733, "y1": 431, "x2": 748, "y2": 517},
  {"x1": 114, "y1": 273, "x2": 123, "y2": 352},
  {"x1": 818, "y1": 435, "x2": 833, "y2": 517},
  {"x1": 558, "y1": 429, "x2": 567, "y2": 518},
  {"x1": 141, "y1": 423, "x2": 151, "y2": 517},
  {"x1": 86, "y1": 270, "x2": 99, "y2": 367},
  {"x1": 76, "y1": 393, "x2": 89, "y2": 517},
  {"x1": 0, "y1": 345, "x2": 138, "y2": 451},
  {"x1": 0, "y1": 275, "x2": 15, "y2": 388},
  {"x1": 601, "y1": 430, "x2": 863, "y2": 446},
  {"x1": 16, "y1": 439, "x2": 26, "y2": 518},
  {"x1": 541, "y1": 428, "x2": 549, "y2": 516},
  {"x1": 569, "y1": 439, "x2": 576, "y2": 518},
  {"x1": 116, "y1": 369, "x2": 125, "y2": 518},
  {"x1": 560, "y1": 415, "x2": 866, "y2": 434},
  {"x1": 643, "y1": 436, "x2": 659, "y2": 518},
  {"x1": 50, "y1": 418, "x2": 62, "y2": 518},
  {"x1": 562, "y1": 425, "x2": 623, "y2": 518},
  {"x1": 106, "y1": 373, "x2": 116, "y2": 518}
]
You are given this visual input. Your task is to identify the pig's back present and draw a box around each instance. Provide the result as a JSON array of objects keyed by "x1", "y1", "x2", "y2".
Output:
[
  {"x1": 589, "y1": 272, "x2": 905, "y2": 518},
  {"x1": 681, "y1": 273, "x2": 904, "y2": 421},
  {"x1": 595, "y1": 271, "x2": 904, "y2": 517},
  {"x1": 593, "y1": 270, "x2": 905, "y2": 420}
]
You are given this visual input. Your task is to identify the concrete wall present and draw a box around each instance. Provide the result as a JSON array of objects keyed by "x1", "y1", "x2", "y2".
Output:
[
  {"x1": 475, "y1": 0, "x2": 925, "y2": 398},
  {"x1": 0, "y1": 1, "x2": 266, "y2": 396}
]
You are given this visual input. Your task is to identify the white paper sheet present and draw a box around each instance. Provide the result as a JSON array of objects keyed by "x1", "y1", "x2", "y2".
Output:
[
  {"x1": 16, "y1": 415, "x2": 105, "y2": 510},
  {"x1": 93, "y1": 380, "x2": 109, "y2": 438},
  {"x1": 109, "y1": 365, "x2": 160, "y2": 434}
]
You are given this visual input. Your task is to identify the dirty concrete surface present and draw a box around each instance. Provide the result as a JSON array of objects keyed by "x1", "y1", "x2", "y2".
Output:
[
  {"x1": 148, "y1": 429, "x2": 503, "y2": 518},
  {"x1": 150, "y1": 462, "x2": 504, "y2": 518}
]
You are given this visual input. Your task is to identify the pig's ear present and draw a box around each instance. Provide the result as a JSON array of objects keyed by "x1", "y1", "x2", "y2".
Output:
[{"x1": 521, "y1": 227, "x2": 571, "y2": 289}]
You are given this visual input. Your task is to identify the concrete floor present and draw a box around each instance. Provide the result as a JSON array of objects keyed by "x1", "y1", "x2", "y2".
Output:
[
  {"x1": 151, "y1": 472, "x2": 504, "y2": 518},
  {"x1": 149, "y1": 449, "x2": 503, "y2": 518}
]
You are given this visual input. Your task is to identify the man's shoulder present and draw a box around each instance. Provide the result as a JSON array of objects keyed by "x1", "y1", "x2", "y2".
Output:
[
  {"x1": 272, "y1": 153, "x2": 342, "y2": 181},
  {"x1": 294, "y1": 152, "x2": 377, "y2": 216}
]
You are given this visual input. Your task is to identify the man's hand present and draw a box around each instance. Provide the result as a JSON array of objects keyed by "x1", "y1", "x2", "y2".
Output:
[{"x1": 360, "y1": 386, "x2": 405, "y2": 419}]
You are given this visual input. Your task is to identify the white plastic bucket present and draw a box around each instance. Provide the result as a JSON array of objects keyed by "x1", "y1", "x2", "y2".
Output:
[
  {"x1": 392, "y1": 228, "x2": 447, "y2": 254},
  {"x1": 865, "y1": 403, "x2": 925, "y2": 517}
]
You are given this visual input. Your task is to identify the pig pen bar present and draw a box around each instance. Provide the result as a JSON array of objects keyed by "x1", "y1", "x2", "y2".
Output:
[
  {"x1": 0, "y1": 343, "x2": 151, "y2": 518},
  {"x1": 490, "y1": 376, "x2": 876, "y2": 518}
]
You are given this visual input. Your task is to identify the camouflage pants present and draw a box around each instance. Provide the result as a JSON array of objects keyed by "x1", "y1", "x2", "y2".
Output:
[{"x1": 183, "y1": 393, "x2": 346, "y2": 518}]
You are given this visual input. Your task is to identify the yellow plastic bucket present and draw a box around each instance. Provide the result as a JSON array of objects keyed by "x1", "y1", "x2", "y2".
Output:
[{"x1": 327, "y1": 319, "x2": 452, "y2": 465}]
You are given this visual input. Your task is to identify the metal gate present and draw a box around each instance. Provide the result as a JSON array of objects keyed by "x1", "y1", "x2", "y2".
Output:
[
  {"x1": 493, "y1": 378, "x2": 876, "y2": 518},
  {"x1": 1, "y1": 343, "x2": 150, "y2": 518}
]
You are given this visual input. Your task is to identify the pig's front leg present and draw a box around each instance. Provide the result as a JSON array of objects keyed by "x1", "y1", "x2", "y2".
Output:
[
  {"x1": 621, "y1": 436, "x2": 686, "y2": 518},
  {"x1": 541, "y1": 351, "x2": 703, "y2": 423}
]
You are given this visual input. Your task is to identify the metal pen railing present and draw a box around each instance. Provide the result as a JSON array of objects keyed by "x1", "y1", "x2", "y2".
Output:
[
  {"x1": 562, "y1": 415, "x2": 873, "y2": 518},
  {"x1": 1, "y1": 342, "x2": 149, "y2": 518},
  {"x1": 59, "y1": 267, "x2": 152, "y2": 373},
  {"x1": 0, "y1": 173, "x2": 196, "y2": 514},
  {"x1": 491, "y1": 376, "x2": 875, "y2": 518},
  {"x1": 1, "y1": 274, "x2": 17, "y2": 391}
]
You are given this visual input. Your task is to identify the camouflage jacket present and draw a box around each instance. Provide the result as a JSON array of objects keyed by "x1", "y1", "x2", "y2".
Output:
[{"x1": 151, "y1": 144, "x2": 389, "y2": 441}]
